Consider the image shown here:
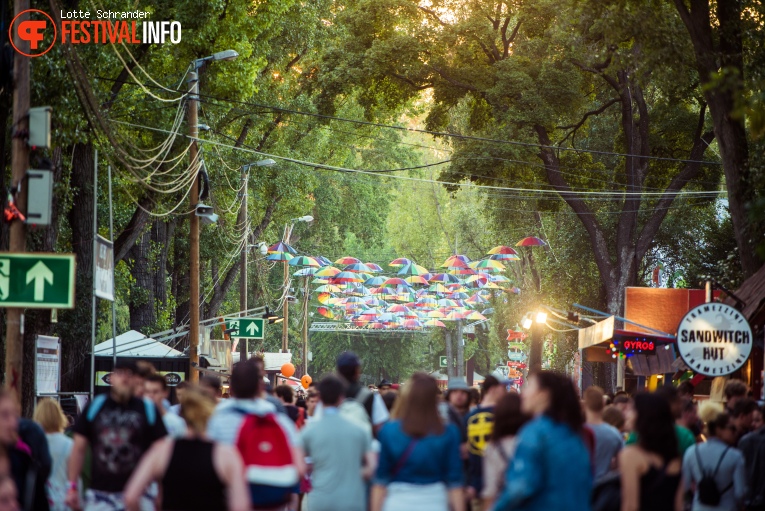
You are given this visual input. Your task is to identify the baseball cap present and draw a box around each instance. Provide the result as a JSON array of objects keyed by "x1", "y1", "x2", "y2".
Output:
[
  {"x1": 447, "y1": 377, "x2": 470, "y2": 392},
  {"x1": 336, "y1": 351, "x2": 361, "y2": 370}
]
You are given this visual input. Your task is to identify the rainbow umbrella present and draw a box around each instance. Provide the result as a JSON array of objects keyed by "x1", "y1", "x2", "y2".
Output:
[
  {"x1": 483, "y1": 282, "x2": 503, "y2": 289},
  {"x1": 317, "y1": 292, "x2": 332, "y2": 304},
  {"x1": 428, "y1": 283, "x2": 449, "y2": 294},
  {"x1": 317, "y1": 307, "x2": 335, "y2": 319},
  {"x1": 315, "y1": 266, "x2": 341, "y2": 277},
  {"x1": 293, "y1": 267, "x2": 317, "y2": 277},
  {"x1": 403, "y1": 319, "x2": 423, "y2": 330},
  {"x1": 365, "y1": 276, "x2": 386, "y2": 287},
  {"x1": 449, "y1": 292, "x2": 470, "y2": 300},
  {"x1": 365, "y1": 297, "x2": 387, "y2": 307},
  {"x1": 489, "y1": 253, "x2": 521, "y2": 261},
  {"x1": 289, "y1": 256, "x2": 320, "y2": 267},
  {"x1": 466, "y1": 294, "x2": 489, "y2": 305},
  {"x1": 447, "y1": 267, "x2": 477, "y2": 276},
  {"x1": 416, "y1": 296, "x2": 438, "y2": 308},
  {"x1": 491, "y1": 275, "x2": 512, "y2": 283},
  {"x1": 333, "y1": 271, "x2": 364, "y2": 283},
  {"x1": 372, "y1": 287, "x2": 396, "y2": 297},
  {"x1": 267, "y1": 241, "x2": 297, "y2": 254},
  {"x1": 335, "y1": 256, "x2": 361, "y2": 265},
  {"x1": 345, "y1": 296, "x2": 365, "y2": 304},
  {"x1": 424, "y1": 319, "x2": 446, "y2": 328},
  {"x1": 441, "y1": 255, "x2": 469, "y2": 269},
  {"x1": 488, "y1": 246, "x2": 518, "y2": 255},
  {"x1": 437, "y1": 298, "x2": 458, "y2": 307},
  {"x1": 427, "y1": 309, "x2": 446, "y2": 318},
  {"x1": 389, "y1": 257, "x2": 411, "y2": 267},
  {"x1": 404, "y1": 275, "x2": 429, "y2": 286},
  {"x1": 367, "y1": 322, "x2": 385, "y2": 330},
  {"x1": 470, "y1": 259, "x2": 506, "y2": 271},
  {"x1": 315, "y1": 284, "x2": 342, "y2": 293},
  {"x1": 515, "y1": 237, "x2": 547, "y2": 247},
  {"x1": 266, "y1": 252, "x2": 293, "y2": 262},
  {"x1": 387, "y1": 304, "x2": 412, "y2": 314},
  {"x1": 397, "y1": 263, "x2": 429, "y2": 276},
  {"x1": 443, "y1": 310, "x2": 465, "y2": 321},
  {"x1": 344, "y1": 262, "x2": 372, "y2": 273},
  {"x1": 316, "y1": 256, "x2": 332, "y2": 267},
  {"x1": 365, "y1": 262, "x2": 384, "y2": 272},
  {"x1": 381, "y1": 278, "x2": 409, "y2": 288}
]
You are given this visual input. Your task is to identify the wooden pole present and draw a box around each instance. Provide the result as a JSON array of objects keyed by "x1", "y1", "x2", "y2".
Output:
[
  {"x1": 239, "y1": 166, "x2": 248, "y2": 362},
  {"x1": 188, "y1": 70, "x2": 200, "y2": 382},
  {"x1": 4, "y1": 0, "x2": 30, "y2": 399}
]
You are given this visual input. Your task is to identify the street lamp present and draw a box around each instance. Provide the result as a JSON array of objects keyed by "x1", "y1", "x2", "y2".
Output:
[
  {"x1": 238, "y1": 159, "x2": 278, "y2": 363},
  {"x1": 188, "y1": 49, "x2": 238, "y2": 383}
]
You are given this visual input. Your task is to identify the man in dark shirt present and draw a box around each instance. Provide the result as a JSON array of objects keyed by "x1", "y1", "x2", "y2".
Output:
[
  {"x1": 66, "y1": 359, "x2": 167, "y2": 510},
  {"x1": 739, "y1": 416, "x2": 765, "y2": 511}
]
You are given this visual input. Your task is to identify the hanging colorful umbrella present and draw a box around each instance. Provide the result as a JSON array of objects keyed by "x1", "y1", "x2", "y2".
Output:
[
  {"x1": 389, "y1": 257, "x2": 411, "y2": 267},
  {"x1": 466, "y1": 311, "x2": 487, "y2": 321},
  {"x1": 335, "y1": 256, "x2": 361, "y2": 265},
  {"x1": 387, "y1": 304, "x2": 412, "y2": 314},
  {"x1": 381, "y1": 277, "x2": 409, "y2": 288},
  {"x1": 427, "y1": 309, "x2": 446, "y2": 318},
  {"x1": 288, "y1": 256, "x2": 320, "y2": 267},
  {"x1": 267, "y1": 241, "x2": 297, "y2": 254},
  {"x1": 429, "y1": 273, "x2": 461, "y2": 284},
  {"x1": 416, "y1": 296, "x2": 438, "y2": 308},
  {"x1": 404, "y1": 275, "x2": 429, "y2": 286},
  {"x1": 424, "y1": 319, "x2": 447, "y2": 328},
  {"x1": 293, "y1": 268, "x2": 317, "y2": 278},
  {"x1": 365, "y1": 297, "x2": 387, "y2": 307},
  {"x1": 437, "y1": 298, "x2": 458, "y2": 307},
  {"x1": 443, "y1": 311, "x2": 465, "y2": 321},
  {"x1": 441, "y1": 255, "x2": 469, "y2": 269},
  {"x1": 397, "y1": 263, "x2": 429, "y2": 276},
  {"x1": 470, "y1": 259, "x2": 506, "y2": 271},
  {"x1": 403, "y1": 319, "x2": 423, "y2": 330},
  {"x1": 449, "y1": 292, "x2": 470, "y2": 300},
  {"x1": 333, "y1": 271, "x2": 364, "y2": 284},
  {"x1": 315, "y1": 284, "x2": 342, "y2": 293},
  {"x1": 315, "y1": 256, "x2": 332, "y2": 267},
  {"x1": 317, "y1": 292, "x2": 332, "y2": 305},
  {"x1": 315, "y1": 266, "x2": 341, "y2": 277},
  {"x1": 367, "y1": 322, "x2": 385, "y2": 330},
  {"x1": 344, "y1": 262, "x2": 372, "y2": 273},
  {"x1": 489, "y1": 253, "x2": 521, "y2": 261},
  {"x1": 515, "y1": 237, "x2": 547, "y2": 247},
  {"x1": 447, "y1": 267, "x2": 477, "y2": 276},
  {"x1": 316, "y1": 307, "x2": 335, "y2": 319},
  {"x1": 491, "y1": 275, "x2": 512, "y2": 283},
  {"x1": 266, "y1": 252, "x2": 293, "y2": 262},
  {"x1": 365, "y1": 262, "x2": 384, "y2": 273},
  {"x1": 364, "y1": 276, "x2": 386, "y2": 287},
  {"x1": 488, "y1": 245, "x2": 518, "y2": 255},
  {"x1": 428, "y1": 283, "x2": 449, "y2": 294}
]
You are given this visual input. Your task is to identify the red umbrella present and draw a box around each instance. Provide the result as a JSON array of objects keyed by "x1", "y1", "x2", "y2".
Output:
[
  {"x1": 515, "y1": 237, "x2": 547, "y2": 247},
  {"x1": 335, "y1": 256, "x2": 361, "y2": 265}
]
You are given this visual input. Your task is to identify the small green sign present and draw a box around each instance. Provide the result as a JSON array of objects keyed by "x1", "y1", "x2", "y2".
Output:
[
  {"x1": 439, "y1": 356, "x2": 448, "y2": 368},
  {"x1": 0, "y1": 253, "x2": 76, "y2": 309},
  {"x1": 226, "y1": 317, "x2": 265, "y2": 339}
]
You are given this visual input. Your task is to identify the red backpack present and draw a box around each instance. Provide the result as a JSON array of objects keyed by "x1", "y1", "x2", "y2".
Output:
[{"x1": 235, "y1": 411, "x2": 299, "y2": 508}]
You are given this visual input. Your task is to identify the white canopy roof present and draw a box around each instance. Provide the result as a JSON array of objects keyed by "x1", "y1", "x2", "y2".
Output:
[{"x1": 94, "y1": 330, "x2": 184, "y2": 358}]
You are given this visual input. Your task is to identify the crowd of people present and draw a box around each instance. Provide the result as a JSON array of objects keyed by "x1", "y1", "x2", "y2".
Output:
[{"x1": 0, "y1": 355, "x2": 763, "y2": 510}]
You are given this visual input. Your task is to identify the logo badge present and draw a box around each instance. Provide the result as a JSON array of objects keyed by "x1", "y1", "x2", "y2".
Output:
[{"x1": 9, "y1": 9, "x2": 57, "y2": 57}]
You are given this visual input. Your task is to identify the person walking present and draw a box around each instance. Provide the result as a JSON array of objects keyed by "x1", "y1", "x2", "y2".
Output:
[
  {"x1": 682, "y1": 403, "x2": 746, "y2": 511},
  {"x1": 65, "y1": 360, "x2": 167, "y2": 511},
  {"x1": 34, "y1": 399, "x2": 74, "y2": 511},
  {"x1": 481, "y1": 392, "x2": 528, "y2": 510},
  {"x1": 494, "y1": 371, "x2": 592, "y2": 511},
  {"x1": 297, "y1": 375, "x2": 376, "y2": 511},
  {"x1": 144, "y1": 375, "x2": 186, "y2": 438},
  {"x1": 464, "y1": 374, "x2": 507, "y2": 507},
  {"x1": 445, "y1": 378, "x2": 472, "y2": 422},
  {"x1": 732, "y1": 405, "x2": 765, "y2": 510},
  {"x1": 123, "y1": 387, "x2": 249, "y2": 511},
  {"x1": 619, "y1": 392, "x2": 683, "y2": 511},
  {"x1": 371, "y1": 373, "x2": 464, "y2": 511},
  {"x1": 584, "y1": 386, "x2": 624, "y2": 480},
  {"x1": 335, "y1": 352, "x2": 390, "y2": 435}
]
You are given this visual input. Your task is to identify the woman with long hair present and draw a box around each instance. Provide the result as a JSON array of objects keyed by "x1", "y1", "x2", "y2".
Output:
[
  {"x1": 33, "y1": 399, "x2": 72, "y2": 511},
  {"x1": 371, "y1": 372, "x2": 464, "y2": 511},
  {"x1": 619, "y1": 393, "x2": 683, "y2": 511},
  {"x1": 123, "y1": 388, "x2": 249, "y2": 511},
  {"x1": 482, "y1": 392, "x2": 529, "y2": 510},
  {"x1": 494, "y1": 371, "x2": 592, "y2": 511}
]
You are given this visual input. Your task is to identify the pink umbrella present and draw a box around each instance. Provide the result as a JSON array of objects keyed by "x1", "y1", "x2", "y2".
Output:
[{"x1": 515, "y1": 237, "x2": 547, "y2": 247}]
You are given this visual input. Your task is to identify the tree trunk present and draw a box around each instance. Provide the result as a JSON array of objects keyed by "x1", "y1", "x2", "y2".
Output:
[
  {"x1": 151, "y1": 220, "x2": 169, "y2": 306},
  {"x1": 58, "y1": 143, "x2": 95, "y2": 393},
  {"x1": 445, "y1": 330, "x2": 453, "y2": 378},
  {"x1": 128, "y1": 229, "x2": 156, "y2": 331}
]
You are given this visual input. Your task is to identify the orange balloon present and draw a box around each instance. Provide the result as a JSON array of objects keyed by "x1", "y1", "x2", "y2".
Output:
[
  {"x1": 301, "y1": 375, "x2": 312, "y2": 389},
  {"x1": 281, "y1": 363, "x2": 295, "y2": 378}
]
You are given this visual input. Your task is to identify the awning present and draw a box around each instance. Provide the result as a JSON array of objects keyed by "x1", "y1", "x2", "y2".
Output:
[{"x1": 94, "y1": 330, "x2": 184, "y2": 357}]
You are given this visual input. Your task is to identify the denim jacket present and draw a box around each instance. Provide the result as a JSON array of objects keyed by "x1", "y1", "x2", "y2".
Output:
[{"x1": 494, "y1": 415, "x2": 593, "y2": 511}]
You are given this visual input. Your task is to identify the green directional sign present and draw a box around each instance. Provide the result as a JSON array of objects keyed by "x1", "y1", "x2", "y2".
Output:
[
  {"x1": 226, "y1": 317, "x2": 265, "y2": 339},
  {"x1": 439, "y1": 356, "x2": 448, "y2": 368},
  {"x1": 0, "y1": 253, "x2": 76, "y2": 309}
]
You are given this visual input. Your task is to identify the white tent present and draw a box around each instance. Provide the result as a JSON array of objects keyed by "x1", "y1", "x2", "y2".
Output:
[{"x1": 94, "y1": 330, "x2": 184, "y2": 358}]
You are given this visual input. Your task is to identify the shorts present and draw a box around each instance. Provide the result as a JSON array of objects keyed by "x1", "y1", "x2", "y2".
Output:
[{"x1": 84, "y1": 489, "x2": 155, "y2": 511}]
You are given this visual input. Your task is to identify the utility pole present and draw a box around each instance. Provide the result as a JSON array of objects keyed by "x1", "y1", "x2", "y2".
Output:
[
  {"x1": 238, "y1": 166, "x2": 248, "y2": 363},
  {"x1": 445, "y1": 330, "x2": 453, "y2": 377},
  {"x1": 529, "y1": 321, "x2": 543, "y2": 374},
  {"x1": 281, "y1": 258, "x2": 289, "y2": 352},
  {"x1": 187, "y1": 70, "x2": 200, "y2": 383},
  {"x1": 4, "y1": 0, "x2": 30, "y2": 399}
]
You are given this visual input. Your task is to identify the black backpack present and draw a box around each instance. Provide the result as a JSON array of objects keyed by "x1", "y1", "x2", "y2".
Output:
[{"x1": 695, "y1": 445, "x2": 731, "y2": 506}]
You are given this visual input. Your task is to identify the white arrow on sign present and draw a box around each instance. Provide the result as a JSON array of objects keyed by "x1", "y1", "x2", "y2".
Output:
[
  {"x1": 26, "y1": 261, "x2": 53, "y2": 301},
  {"x1": 246, "y1": 321, "x2": 258, "y2": 336}
]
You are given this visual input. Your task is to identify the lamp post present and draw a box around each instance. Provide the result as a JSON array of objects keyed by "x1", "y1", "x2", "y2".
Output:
[
  {"x1": 281, "y1": 215, "x2": 313, "y2": 354},
  {"x1": 238, "y1": 160, "x2": 276, "y2": 363},
  {"x1": 526, "y1": 311, "x2": 547, "y2": 374},
  {"x1": 188, "y1": 49, "x2": 238, "y2": 383}
]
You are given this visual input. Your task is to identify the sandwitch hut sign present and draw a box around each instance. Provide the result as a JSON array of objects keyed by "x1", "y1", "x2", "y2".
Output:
[{"x1": 677, "y1": 303, "x2": 753, "y2": 377}]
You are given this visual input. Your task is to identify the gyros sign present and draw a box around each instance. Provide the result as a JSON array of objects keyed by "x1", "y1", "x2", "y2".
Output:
[{"x1": 677, "y1": 303, "x2": 752, "y2": 377}]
